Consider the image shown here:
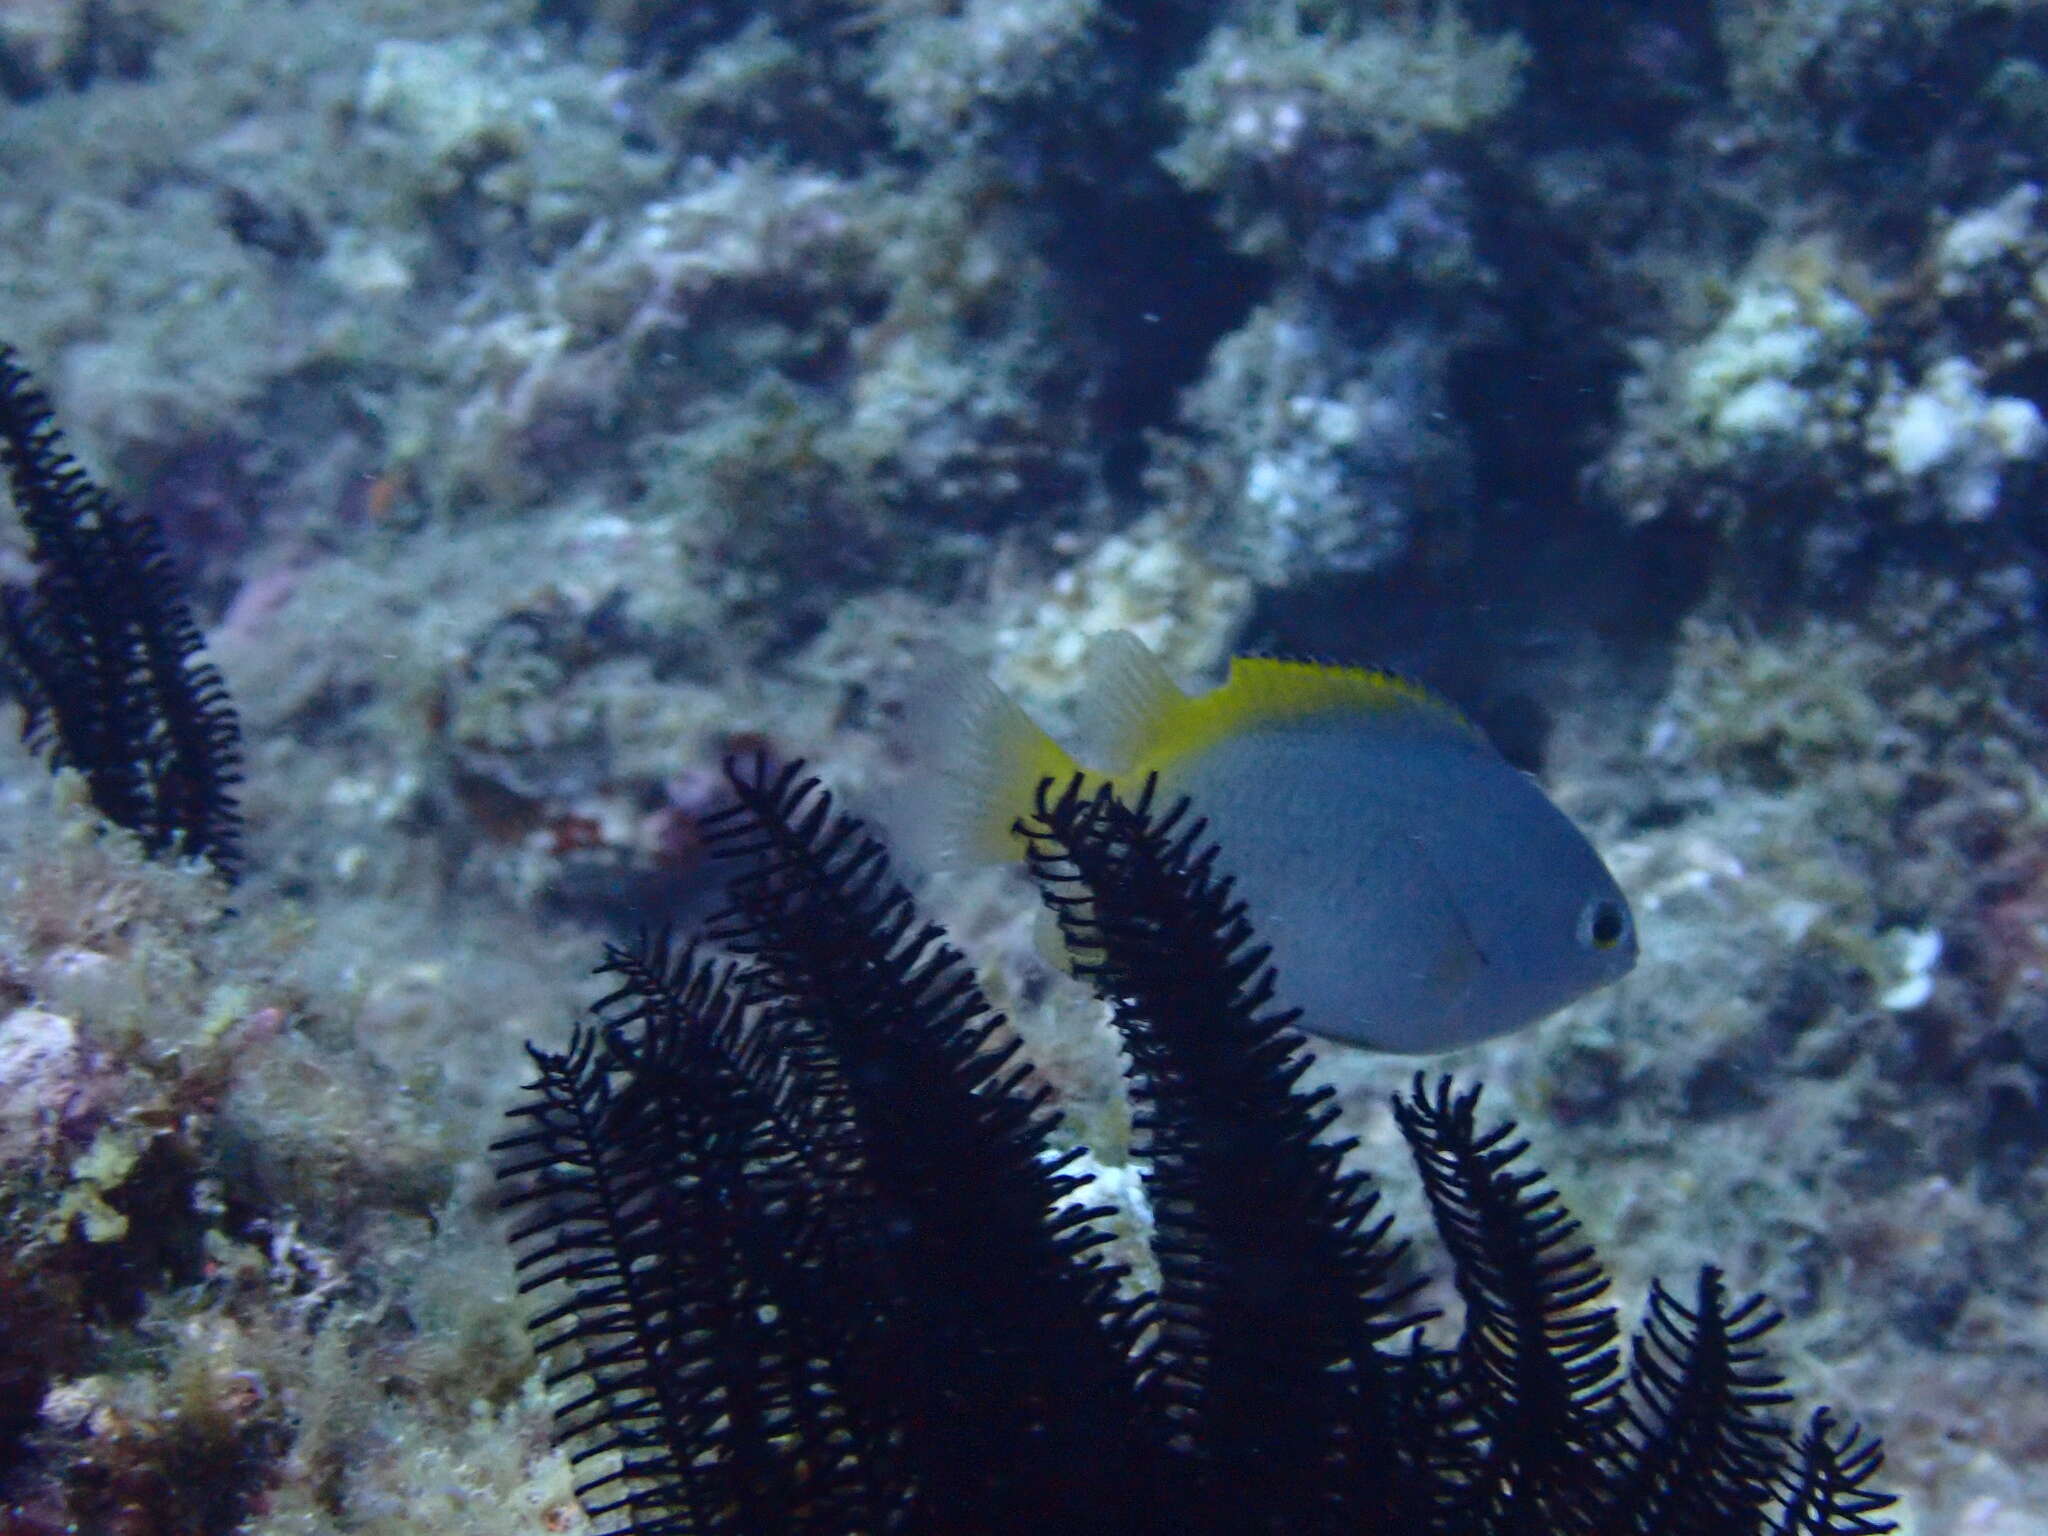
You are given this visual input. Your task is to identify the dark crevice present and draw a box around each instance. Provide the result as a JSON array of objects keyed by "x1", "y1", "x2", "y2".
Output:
[
  {"x1": 1470, "y1": 0, "x2": 1728, "y2": 146},
  {"x1": 1265, "y1": 0, "x2": 1733, "y2": 745},
  {"x1": 1048, "y1": 172, "x2": 1269, "y2": 493},
  {"x1": 1242, "y1": 509, "x2": 1709, "y2": 777},
  {"x1": 1448, "y1": 317, "x2": 1624, "y2": 533},
  {"x1": 1827, "y1": 8, "x2": 2044, "y2": 164},
  {"x1": 0, "y1": 0, "x2": 164, "y2": 101},
  {"x1": 1770, "y1": 8, "x2": 2048, "y2": 222},
  {"x1": 1010, "y1": 0, "x2": 1273, "y2": 497}
]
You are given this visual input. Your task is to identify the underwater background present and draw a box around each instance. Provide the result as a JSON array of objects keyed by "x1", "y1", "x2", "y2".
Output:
[{"x1": 1, "y1": 0, "x2": 2047, "y2": 1531}]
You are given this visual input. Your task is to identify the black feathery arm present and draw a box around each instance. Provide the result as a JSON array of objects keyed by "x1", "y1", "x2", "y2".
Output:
[
  {"x1": 496, "y1": 944, "x2": 894, "y2": 1535},
  {"x1": 0, "y1": 344, "x2": 242, "y2": 877},
  {"x1": 592, "y1": 930, "x2": 916, "y2": 1523},
  {"x1": 591, "y1": 929, "x2": 873, "y2": 1236},
  {"x1": 702, "y1": 756, "x2": 1151, "y2": 1536},
  {"x1": 0, "y1": 346, "x2": 149, "y2": 831},
  {"x1": 1395, "y1": 1076, "x2": 1624, "y2": 1536},
  {"x1": 1609, "y1": 1269, "x2": 1796, "y2": 1536},
  {"x1": 1770, "y1": 1410, "x2": 1897, "y2": 1536},
  {"x1": 1019, "y1": 775, "x2": 1440, "y2": 1534},
  {"x1": 100, "y1": 498, "x2": 244, "y2": 872}
]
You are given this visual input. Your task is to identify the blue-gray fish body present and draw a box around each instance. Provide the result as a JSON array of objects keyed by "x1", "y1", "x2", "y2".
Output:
[
  {"x1": 1171, "y1": 718, "x2": 1636, "y2": 1051},
  {"x1": 923, "y1": 629, "x2": 1637, "y2": 1052}
]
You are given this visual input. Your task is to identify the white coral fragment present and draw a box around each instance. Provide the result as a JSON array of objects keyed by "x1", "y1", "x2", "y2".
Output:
[
  {"x1": 1937, "y1": 183, "x2": 2040, "y2": 283},
  {"x1": 1878, "y1": 927, "x2": 1943, "y2": 1012},
  {"x1": 1680, "y1": 281, "x2": 1866, "y2": 445},
  {"x1": 0, "y1": 1007, "x2": 82, "y2": 1166},
  {"x1": 1869, "y1": 357, "x2": 2046, "y2": 521}
]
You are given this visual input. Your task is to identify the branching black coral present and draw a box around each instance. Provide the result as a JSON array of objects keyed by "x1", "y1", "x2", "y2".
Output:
[
  {"x1": 499, "y1": 760, "x2": 1897, "y2": 1536},
  {"x1": 0, "y1": 344, "x2": 242, "y2": 878}
]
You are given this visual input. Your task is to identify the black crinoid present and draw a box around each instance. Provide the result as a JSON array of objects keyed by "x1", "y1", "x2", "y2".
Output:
[
  {"x1": 0, "y1": 344, "x2": 242, "y2": 879},
  {"x1": 497, "y1": 759, "x2": 1897, "y2": 1536}
]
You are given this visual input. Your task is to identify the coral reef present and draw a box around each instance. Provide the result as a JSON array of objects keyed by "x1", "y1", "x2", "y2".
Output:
[
  {"x1": 1141, "y1": 8, "x2": 1526, "y2": 590},
  {"x1": 3, "y1": 0, "x2": 2048, "y2": 1528},
  {"x1": 0, "y1": 0, "x2": 172, "y2": 98},
  {"x1": 0, "y1": 753, "x2": 595, "y2": 1533},
  {"x1": 1596, "y1": 192, "x2": 2048, "y2": 594},
  {"x1": 1147, "y1": 299, "x2": 1474, "y2": 587},
  {"x1": 1163, "y1": 8, "x2": 1525, "y2": 272}
]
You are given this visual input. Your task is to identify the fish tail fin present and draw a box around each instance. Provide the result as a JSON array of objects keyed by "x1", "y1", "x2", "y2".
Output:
[{"x1": 910, "y1": 656, "x2": 1083, "y2": 866}]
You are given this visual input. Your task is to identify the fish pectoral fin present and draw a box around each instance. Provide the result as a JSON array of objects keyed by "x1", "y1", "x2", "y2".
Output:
[
  {"x1": 1360, "y1": 830, "x2": 1486, "y2": 1016},
  {"x1": 1420, "y1": 896, "x2": 1484, "y2": 1014}
]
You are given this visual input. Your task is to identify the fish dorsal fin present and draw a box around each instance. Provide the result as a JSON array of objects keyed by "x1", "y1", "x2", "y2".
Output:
[
  {"x1": 1077, "y1": 630, "x2": 1191, "y2": 773},
  {"x1": 1117, "y1": 651, "x2": 1492, "y2": 773},
  {"x1": 1218, "y1": 656, "x2": 1487, "y2": 741}
]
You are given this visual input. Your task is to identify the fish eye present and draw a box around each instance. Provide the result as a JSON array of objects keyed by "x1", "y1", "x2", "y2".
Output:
[{"x1": 1578, "y1": 898, "x2": 1628, "y2": 952}]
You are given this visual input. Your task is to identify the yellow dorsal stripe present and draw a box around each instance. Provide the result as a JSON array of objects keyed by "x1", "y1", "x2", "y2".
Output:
[{"x1": 1129, "y1": 656, "x2": 1485, "y2": 774}]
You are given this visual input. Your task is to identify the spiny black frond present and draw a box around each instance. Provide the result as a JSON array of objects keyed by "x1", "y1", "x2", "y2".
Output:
[
  {"x1": 590, "y1": 929, "x2": 870, "y2": 1232},
  {"x1": 0, "y1": 344, "x2": 242, "y2": 878},
  {"x1": 501, "y1": 759, "x2": 1896, "y2": 1536},
  {"x1": 588, "y1": 932, "x2": 912, "y2": 1526},
  {"x1": 1772, "y1": 1411, "x2": 1897, "y2": 1536},
  {"x1": 1019, "y1": 774, "x2": 1441, "y2": 1532},
  {"x1": 1394, "y1": 1075, "x2": 1623, "y2": 1534},
  {"x1": 700, "y1": 757, "x2": 1151, "y2": 1535},
  {"x1": 1613, "y1": 1269, "x2": 1794, "y2": 1536},
  {"x1": 496, "y1": 942, "x2": 892, "y2": 1535}
]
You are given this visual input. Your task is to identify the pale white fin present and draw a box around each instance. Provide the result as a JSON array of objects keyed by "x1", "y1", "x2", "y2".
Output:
[
  {"x1": 1076, "y1": 630, "x2": 1189, "y2": 774},
  {"x1": 904, "y1": 650, "x2": 1079, "y2": 867}
]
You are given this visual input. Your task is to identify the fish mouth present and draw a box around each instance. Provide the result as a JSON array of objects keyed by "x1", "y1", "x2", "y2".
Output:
[{"x1": 1613, "y1": 927, "x2": 1642, "y2": 976}]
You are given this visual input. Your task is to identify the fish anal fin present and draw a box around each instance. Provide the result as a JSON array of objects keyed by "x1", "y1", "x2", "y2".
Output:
[{"x1": 1033, "y1": 900, "x2": 1104, "y2": 975}]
